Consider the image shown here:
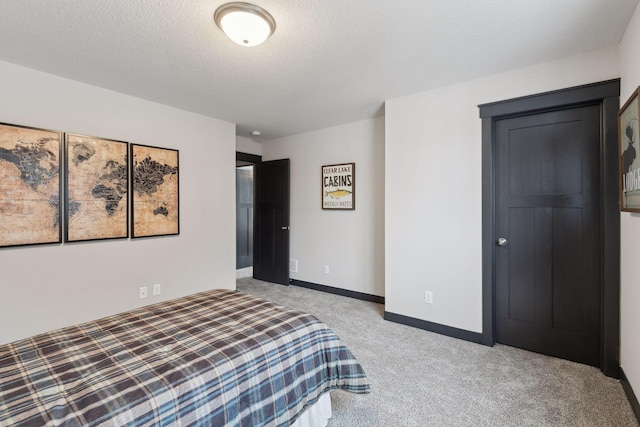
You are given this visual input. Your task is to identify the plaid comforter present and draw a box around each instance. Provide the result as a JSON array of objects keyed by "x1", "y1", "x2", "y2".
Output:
[{"x1": 0, "y1": 289, "x2": 369, "y2": 426}]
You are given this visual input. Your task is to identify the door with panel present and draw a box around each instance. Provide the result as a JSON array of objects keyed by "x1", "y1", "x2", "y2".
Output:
[
  {"x1": 254, "y1": 159, "x2": 290, "y2": 285},
  {"x1": 495, "y1": 105, "x2": 601, "y2": 367}
]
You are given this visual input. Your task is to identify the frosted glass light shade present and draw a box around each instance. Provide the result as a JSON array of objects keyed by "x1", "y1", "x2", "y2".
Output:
[{"x1": 214, "y1": 3, "x2": 276, "y2": 47}]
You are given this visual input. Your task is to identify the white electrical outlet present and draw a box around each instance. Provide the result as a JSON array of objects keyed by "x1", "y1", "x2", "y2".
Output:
[
  {"x1": 323, "y1": 265, "x2": 330, "y2": 274},
  {"x1": 139, "y1": 286, "x2": 148, "y2": 299},
  {"x1": 425, "y1": 291, "x2": 433, "y2": 304},
  {"x1": 153, "y1": 283, "x2": 161, "y2": 296},
  {"x1": 289, "y1": 259, "x2": 299, "y2": 273}
]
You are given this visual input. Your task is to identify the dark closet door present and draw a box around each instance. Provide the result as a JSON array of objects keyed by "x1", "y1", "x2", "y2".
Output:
[
  {"x1": 495, "y1": 105, "x2": 601, "y2": 367},
  {"x1": 254, "y1": 159, "x2": 290, "y2": 285}
]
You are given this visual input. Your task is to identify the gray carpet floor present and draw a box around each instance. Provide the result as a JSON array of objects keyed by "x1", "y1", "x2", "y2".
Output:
[{"x1": 236, "y1": 278, "x2": 638, "y2": 427}]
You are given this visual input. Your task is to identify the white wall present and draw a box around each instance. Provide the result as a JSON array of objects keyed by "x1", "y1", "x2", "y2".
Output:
[
  {"x1": 619, "y1": 0, "x2": 640, "y2": 402},
  {"x1": 385, "y1": 47, "x2": 620, "y2": 333},
  {"x1": 0, "y1": 61, "x2": 236, "y2": 344},
  {"x1": 261, "y1": 118, "x2": 385, "y2": 297},
  {"x1": 236, "y1": 135, "x2": 262, "y2": 156}
]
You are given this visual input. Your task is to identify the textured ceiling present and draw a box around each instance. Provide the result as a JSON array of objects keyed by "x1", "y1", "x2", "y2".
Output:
[{"x1": 0, "y1": 0, "x2": 637, "y2": 140}]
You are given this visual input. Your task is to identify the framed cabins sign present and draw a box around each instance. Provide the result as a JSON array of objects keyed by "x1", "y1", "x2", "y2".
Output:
[{"x1": 322, "y1": 162, "x2": 355, "y2": 210}]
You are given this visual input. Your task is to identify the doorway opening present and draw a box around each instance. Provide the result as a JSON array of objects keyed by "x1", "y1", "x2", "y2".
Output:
[
  {"x1": 236, "y1": 164, "x2": 253, "y2": 277},
  {"x1": 236, "y1": 152, "x2": 261, "y2": 279},
  {"x1": 235, "y1": 152, "x2": 291, "y2": 285}
]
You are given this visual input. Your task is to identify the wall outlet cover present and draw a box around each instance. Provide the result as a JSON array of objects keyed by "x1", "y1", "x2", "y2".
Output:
[{"x1": 425, "y1": 291, "x2": 433, "y2": 304}]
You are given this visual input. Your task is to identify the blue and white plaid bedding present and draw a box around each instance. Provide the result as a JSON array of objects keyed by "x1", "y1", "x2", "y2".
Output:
[{"x1": 0, "y1": 289, "x2": 369, "y2": 426}]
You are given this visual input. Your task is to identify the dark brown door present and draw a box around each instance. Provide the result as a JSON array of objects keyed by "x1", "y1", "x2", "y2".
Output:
[
  {"x1": 254, "y1": 159, "x2": 290, "y2": 285},
  {"x1": 495, "y1": 105, "x2": 601, "y2": 367}
]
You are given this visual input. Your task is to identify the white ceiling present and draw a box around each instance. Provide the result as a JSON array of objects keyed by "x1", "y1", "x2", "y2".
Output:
[{"x1": 0, "y1": 0, "x2": 637, "y2": 141}]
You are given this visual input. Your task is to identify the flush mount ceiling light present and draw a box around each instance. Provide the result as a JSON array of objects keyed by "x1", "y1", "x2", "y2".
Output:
[{"x1": 214, "y1": 2, "x2": 276, "y2": 47}]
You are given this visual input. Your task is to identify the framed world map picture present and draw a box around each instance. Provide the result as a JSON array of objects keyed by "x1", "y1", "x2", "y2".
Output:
[
  {"x1": 0, "y1": 122, "x2": 62, "y2": 248},
  {"x1": 65, "y1": 133, "x2": 129, "y2": 242},
  {"x1": 130, "y1": 144, "x2": 179, "y2": 238}
]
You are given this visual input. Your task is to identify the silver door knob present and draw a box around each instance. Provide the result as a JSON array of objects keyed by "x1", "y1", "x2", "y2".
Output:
[
  {"x1": 497, "y1": 237, "x2": 507, "y2": 246},
  {"x1": 281, "y1": 226, "x2": 290, "y2": 230}
]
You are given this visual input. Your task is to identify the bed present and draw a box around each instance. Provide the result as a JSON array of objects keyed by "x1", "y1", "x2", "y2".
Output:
[{"x1": 0, "y1": 289, "x2": 369, "y2": 426}]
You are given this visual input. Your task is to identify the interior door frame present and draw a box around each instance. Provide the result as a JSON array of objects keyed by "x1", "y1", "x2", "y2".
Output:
[
  {"x1": 236, "y1": 151, "x2": 262, "y2": 272},
  {"x1": 236, "y1": 152, "x2": 261, "y2": 270},
  {"x1": 237, "y1": 152, "x2": 262, "y2": 165},
  {"x1": 479, "y1": 79, "x2": 621, "y2": 378}
]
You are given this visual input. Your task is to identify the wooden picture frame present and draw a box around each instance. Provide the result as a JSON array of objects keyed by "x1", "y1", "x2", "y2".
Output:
[
  {"x1": 65, "y1": 133, "x2": 129, "y2": 242},
  {"x1": 619, "y1": 86, "x2": 640, "y2": 212},
  {"x1": 0, "y1": 122, "x2": 62, "y2": 248},
  {"x1": 130, "y1": 144, "x2": 179, "y2": 238},
  {"x1": 322, "y1": 162, "x2": 355, "y2": 210}
]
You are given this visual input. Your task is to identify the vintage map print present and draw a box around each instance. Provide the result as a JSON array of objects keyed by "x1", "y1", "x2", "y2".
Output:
[
  {"x1": 131, "y1": 144, "x2": 179, "y2": 238},
  {"x1": 65, "y1": 134, "x2": 128, "y2": 241},
  {"x1": 0, "y1": 123, "x2": 62, "y2": 247}
]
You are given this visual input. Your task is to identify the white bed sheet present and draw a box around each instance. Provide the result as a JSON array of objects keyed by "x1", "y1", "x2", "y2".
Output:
[{"x1": 291, "y1": 392, "x2": 332, "y2": 427}]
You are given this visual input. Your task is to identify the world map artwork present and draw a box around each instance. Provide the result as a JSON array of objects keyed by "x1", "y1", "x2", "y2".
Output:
[
  {"x1": 65, "y1": 134, "x2": 128, "y2": 241},
  {"x1": 0, "y1": 124, "x2": 61, "y2": 247},
  {"x1": 131, "y1": 144, "x2": 179, "y2": 237}
]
